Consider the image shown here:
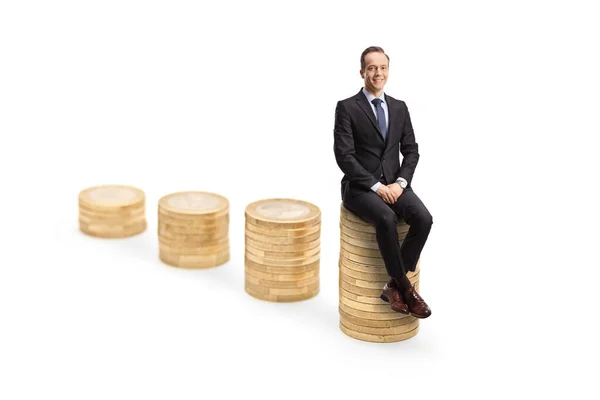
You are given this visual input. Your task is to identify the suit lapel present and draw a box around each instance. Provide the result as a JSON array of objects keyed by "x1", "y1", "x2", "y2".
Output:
[
  {"x1": 384, "y1": 94, "x2": 400, "y2": 153},
  {"x1": 356, "y1": 91, "x2": 384, "y2": 143}
]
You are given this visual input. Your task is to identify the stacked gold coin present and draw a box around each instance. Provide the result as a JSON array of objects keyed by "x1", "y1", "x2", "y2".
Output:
[
  {"x1": 244, "y1": 198, "x2": 321, "y2": 302},
  {"x1": 78, "y1": 184, "x2": 146, "y2": 238},
  {"x1": 339, "y1": 203, "x2": 421, "y2": 343},
  {"x1": 158, "y1": 191, "x2": 230, "y2": 269}
]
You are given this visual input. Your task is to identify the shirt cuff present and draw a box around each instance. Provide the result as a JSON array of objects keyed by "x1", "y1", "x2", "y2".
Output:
[{"x1": 371, "y1": 182, "x2": 382, "y2": 192}]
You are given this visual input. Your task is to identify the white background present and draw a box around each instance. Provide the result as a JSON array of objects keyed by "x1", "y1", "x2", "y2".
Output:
[{"x1": 1, "y1": 1, "x2": 599, "y2": 399}]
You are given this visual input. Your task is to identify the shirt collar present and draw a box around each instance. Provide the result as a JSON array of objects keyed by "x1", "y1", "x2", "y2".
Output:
[{"x1": 362, "y1": 87, "x2": 386, "y2": 104}]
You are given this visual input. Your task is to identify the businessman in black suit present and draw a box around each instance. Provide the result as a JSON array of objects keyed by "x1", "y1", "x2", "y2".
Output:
[{"x1": 334, "y1": 46, "x2": 432, "y2": 318}]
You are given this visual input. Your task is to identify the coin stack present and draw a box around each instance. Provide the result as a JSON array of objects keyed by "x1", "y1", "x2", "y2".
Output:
[
  {"x1": 78, "y1": 184, "x2": 147, "y2": 238},
  {"x1": 244, "y1": 198, "x2": 321, "y2": 302},
  {"x1": 158, "y1": 191, "x2": 230, "y2": 268},
  {"x1": 338, "y1": 203, "x2": 421, "y2": 343}
]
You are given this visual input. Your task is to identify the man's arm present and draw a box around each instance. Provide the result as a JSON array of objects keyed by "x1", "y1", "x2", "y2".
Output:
[
  {"x1": 333, "y1": 101, "x2": 379, "y2": 191},
  {"x1": 397, "y1": 102, "x2": 420, "y2": 186}
]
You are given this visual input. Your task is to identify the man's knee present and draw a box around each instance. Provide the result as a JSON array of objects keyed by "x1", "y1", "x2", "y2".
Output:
[
  {"x1": 375, "y1": 210, "x2": 398, "y2": 228},
  {"x1": 417, "y1": 210, "x2": 433, "y2": 230}
]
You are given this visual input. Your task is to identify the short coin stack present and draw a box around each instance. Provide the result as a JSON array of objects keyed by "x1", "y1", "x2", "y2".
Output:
[
  {"x1": 338, "y1": 203, "x2": 421, "y2": 343},
  {"x1": 244, "y1": 198, "x2": 321, "y2": 302},
  {"x1": 78, "y1": 184, "x2": 146, "y2": 238},
  {"x1": 158, "y1": 191, "x2": 230, "y2": 268}
]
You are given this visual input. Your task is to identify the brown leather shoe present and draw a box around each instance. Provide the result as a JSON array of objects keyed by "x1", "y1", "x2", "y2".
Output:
[
  {"x1": 380, "y1": 283, "x2": 409, "y2": 314},
  {"x1": 403, "y1": 285, "x2": 431, "y2": 319}
]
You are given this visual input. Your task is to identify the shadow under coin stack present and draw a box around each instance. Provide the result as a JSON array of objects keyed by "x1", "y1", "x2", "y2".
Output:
[
  {"x1": 158, "y1": 191, "x2": 230, "y2": 268},
  {"x1": 244, "y1": 198, "x2": 321, "y2": 302},
  {"x1": 338, "y1": 203, "x2": 421, "y2": 343},
  {"x1": 78, "y1": 184, "x2": 146, "y2": 238}
]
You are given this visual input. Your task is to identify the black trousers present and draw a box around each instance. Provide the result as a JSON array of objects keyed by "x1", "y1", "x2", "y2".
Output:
[{"x1": 343, "y1": 186, "x2": 433, "y2": 279}]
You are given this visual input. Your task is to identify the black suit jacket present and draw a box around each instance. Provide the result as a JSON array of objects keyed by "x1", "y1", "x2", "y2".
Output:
[{"x1": 334, "y1": 88, "x2": 420, "y2": 201}]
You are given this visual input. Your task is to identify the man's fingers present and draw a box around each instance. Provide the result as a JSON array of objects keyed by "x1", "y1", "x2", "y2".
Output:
[
  {"x1": 381, "y1": 191, "x2": 390, "y2": 203},
  {"x1": 379, "y1": 188, "x2": 397, "y2": 204}
]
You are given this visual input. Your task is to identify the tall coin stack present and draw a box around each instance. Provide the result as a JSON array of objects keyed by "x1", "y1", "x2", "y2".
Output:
[
  {"x1": 244, "y1": 198, "x2": 321, "y2": 302},
  {"x1": 338, "y1": 203, "x2": 421, "y2": 343},
  {"x1": 158, "y1": 191, "x2": 230, "y2": 268},
  {"x1": 78, "y1": 184, "x2": 146, "y2": 238}
]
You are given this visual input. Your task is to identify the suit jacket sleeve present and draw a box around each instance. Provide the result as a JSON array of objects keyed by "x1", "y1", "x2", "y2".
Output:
[
  {"x1": 334, "y1": 101, "x2": 379, "y2": 191},
  {"x1": 398, "y1": 102, "x2": 420, "y2": 186}
]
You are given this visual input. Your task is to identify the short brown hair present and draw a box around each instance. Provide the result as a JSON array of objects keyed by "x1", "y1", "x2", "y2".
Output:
[{"x1": 360, "y1": 46, "x2": 389, "y2": 71}]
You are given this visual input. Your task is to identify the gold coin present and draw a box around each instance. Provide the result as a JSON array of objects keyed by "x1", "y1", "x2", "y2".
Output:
[
  {"x1": 339, "y1": 287, "x2": 387, "y2": 305},
  {"x1": 158, "y1": 225, "x2": 228, "y2": 241},
  {"x1": 339, "y1": 273, "x2": 389, "y2": 290},
  {"x1": 79, "y1": 219, "x2": 147, "y2": 238},
  {"x1": 339, "y1": 240, "x2": 383, "y2": 258},
  {"x1": 245, "y1": 230, "x2": 320, "y2": 245},
  {"x1": 244, "y1": 266, "x2": 319, "y2": 282},
  {"x1": 340, "y1": 315, "x2": 419, "y2": 335},
  {"x1": 339, "y1": 264, "x2": 389, "y2": 283},
  {"x1": 245, "y1": 271, "x2": 319, "y2": 288},
  {"x1": 339, "y1": 279, "x2": 383, "y2": 297},
  {"x1": 245, "y1": 242, "x2": 320, "y2": 259},
  {"x1": 339, "y1": 302, "x2": 410, "y2": 321},
  {"x1": 339, "y1": 248, "x2": 385, "y2": 266},
  {"x1": 338, "y1": 255, "x2": 385, "y2": 273},
  {"x1": 245, "y1": 221, "x2": 321, "y2": 237},
  {"x1": 244, "y1": 257, "x2": 320, "y2": 275},
  {"x1": 158, "y1": 191, "x2": 229, "y2": 218},
  {"x1": 78, "y1": 205, "x2": 144, "y2": 220},
  {"x1": 159, "y1": 247, "x2": 229, "y2": 269},
  {"x1": 79, "y1": 184, "x2": 145, "y2": 210},
  {"x1": 158, "y1": 240, "x2": 230, "y2": 255},
  {"x1": 338, "y1": 307, "x2": 416, "y2": 328},
  {"x1": 78, "y1": 212, "x2": 145, "y2": 226},
  {"x1": 157, "y1": 211, "x2": 229, "y2": 226},
  {"x1": 340, "y1": 233, "x2": 379, "y2": 249},
  {"x1": 339, "y1": 295, "x2": 393, "y2": 313},
  {"x1": 340, "y1": 321, "x2": 419, "y2": 343},
  {"x1": 245, "y1": 284, "x2": 319, "y2": 303},
  {"x1": 245, "y1": 278, "x2": 319, "y2": 296},
  {"x1": 245, "y1": 198, "x2": 320, "y2": 228},
  {"x1": 244, "y1": 235, "x2": 320, "y2": 252},
  {"x1": 244, "y1": 249, "x2": 320, "y2": 267}
]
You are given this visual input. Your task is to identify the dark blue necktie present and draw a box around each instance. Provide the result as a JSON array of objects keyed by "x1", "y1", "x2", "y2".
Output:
[{"x1": 371, "y1": 98, "x2": 387, "y2": 140}]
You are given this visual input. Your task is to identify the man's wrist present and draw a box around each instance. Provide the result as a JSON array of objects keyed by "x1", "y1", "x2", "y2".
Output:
[{"x1": 395, "y1": 177, "x2": 408, "y2": 189}]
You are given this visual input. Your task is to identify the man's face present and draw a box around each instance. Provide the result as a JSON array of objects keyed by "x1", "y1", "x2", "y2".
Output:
[{"x1": 361, "y1": 51, "x2": 388, "y2": 94}]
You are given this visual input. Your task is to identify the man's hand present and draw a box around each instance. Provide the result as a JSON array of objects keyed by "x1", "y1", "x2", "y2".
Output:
[
  {"x1": 376, "y1": 185, "x2": 397, "y2": 204},
  {"x1": 387, "y1": 183, "x2": 404, "y2": 203}
]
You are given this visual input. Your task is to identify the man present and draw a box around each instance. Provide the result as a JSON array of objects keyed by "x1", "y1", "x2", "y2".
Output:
[{"x1": 333, "y1": 46, "x2": 433, "y2": 319}]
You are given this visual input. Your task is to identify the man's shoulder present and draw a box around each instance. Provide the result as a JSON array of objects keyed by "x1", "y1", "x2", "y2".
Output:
[{"x1": 384, "y1": 93, "x2": 407, "y2": 107}]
